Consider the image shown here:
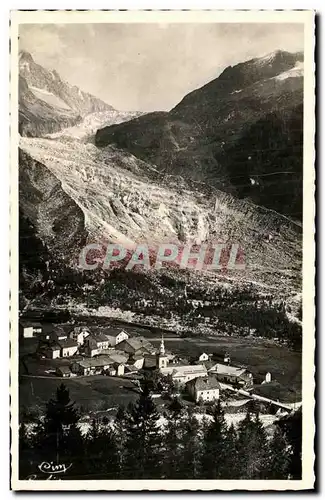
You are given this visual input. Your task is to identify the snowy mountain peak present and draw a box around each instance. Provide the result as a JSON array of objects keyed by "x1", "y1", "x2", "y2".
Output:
[{"x1": 19, "y1": 51, "x2": 114, "y2": 118}]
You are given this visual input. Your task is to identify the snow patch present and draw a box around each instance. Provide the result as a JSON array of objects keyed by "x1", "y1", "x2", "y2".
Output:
[
  {"x1": 274, "y1": 61, "x2": 304, "y2": 81},
  {"x1": 30, "y1": 86, "x2": 71, "y2": 111}
]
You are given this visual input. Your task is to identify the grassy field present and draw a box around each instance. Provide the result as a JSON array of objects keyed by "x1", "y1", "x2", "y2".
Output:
[{"x1": 19, "y1": 375, "x2": 141, "y2": 417}]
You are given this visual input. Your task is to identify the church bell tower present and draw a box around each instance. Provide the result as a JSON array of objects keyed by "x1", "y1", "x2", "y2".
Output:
[{"x1": 156, "y1": 334, "x2": 168, "y2": 369}]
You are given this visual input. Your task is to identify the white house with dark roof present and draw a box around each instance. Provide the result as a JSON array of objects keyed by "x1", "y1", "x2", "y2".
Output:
[
  {"x1": 105, "y1": 328, "x2": 129, "y2": 346},
  {"x1": 128, "y1": 352, "x2": 145, "y2": 369},
  {"x1": 186, "y1": 376, "x2": 221, "y2": 402},
  {"x1": 57, "y1": 338, "x2": 79, "y2": 357},
  {"x1": 86, "y1": 333, "x2": 112, "y2": 357},
  {"x1": 45, "y1": 344, "x2": 61, "y2": 359},
  {"x1": 69, "y1": 326, "x2": 90, "y2": 346}
]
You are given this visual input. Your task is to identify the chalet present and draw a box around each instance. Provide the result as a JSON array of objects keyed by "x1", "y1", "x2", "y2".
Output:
[
  {"x1": 86, "y1": 333, "x2": 111, "y2": 357},
  {"x1": 128, "y1": 353, "x2": 145, "y2": 369},
  {"x1": 19, "y1": 320, "x2": 42, "y2": 338},
  {"x1": 105, "y1": 328, "x2": 129, "y2": 346},
  {"x1": 208, "y1": 363, "x2": 253, "y2": 387},
  {"x1": 50, "y1": 327, "x2": 68, "y2": 343},
  {"x1": 69, "y1": 326, "x2": 90, "y2": 346},
  {"x1": 57, "y1": 338, "x2": 79, "y2": 358},
  {"x1": 45, "y1": 344, "x2": 61, "y2": 359},
  {"x1": 160, "y1": 364, "x2": 208, "y2": 386},
  {"x1": 107, "y1": 363, "x2": 125, "y2": 377},
  {"x1": 118, "y1": 337, "x2": 154, "y2": 356},
  {"x1": 186, "y1": 376, "x2": 221, "y2": 403},
  {"x1": 56, "y1": 366, "x2": 72, "y2": 378},
  {"x1": 71, "y1": 356, "x2": 113, "y2": 376}
]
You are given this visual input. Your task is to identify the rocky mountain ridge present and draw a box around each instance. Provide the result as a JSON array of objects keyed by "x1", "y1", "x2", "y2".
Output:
[
  {"x1": 96, "y1": 50, "x2": 303, "y2": 219},
  {"x1": 19, "y1": 50, "x2": 113, "y2": 115},
  {"x1": 19, "y1": 51, "x2": 114, "y2": 136}
]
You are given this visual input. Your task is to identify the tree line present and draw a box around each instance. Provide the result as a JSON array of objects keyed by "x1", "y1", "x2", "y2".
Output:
[{"x1": 19, "y1": 383, "x2": 302, "y2": 481}]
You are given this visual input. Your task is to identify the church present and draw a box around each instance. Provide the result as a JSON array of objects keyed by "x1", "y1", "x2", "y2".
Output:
[{"x1": 153, "y1": 335, "x2": 208, "y2": 386}]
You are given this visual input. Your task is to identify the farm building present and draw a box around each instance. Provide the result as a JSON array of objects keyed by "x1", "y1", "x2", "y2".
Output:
[
  {"x1": 69, "y1": 326, "x2": 90, "y2": 345},
  {"x1": 186, "y1": 376, "x2": 221, "y2": 403},
  {"x1": 86, "y1": 333, "x2": 112, "y2": 357},
  {"x1": 208, "y1": 363, "x2": 253, "y2": 387},
  {"x1": 105, "y1": 328, "x2": 129, "y2": 346},
  {"x1": 57, "y1": 338, "x2": 79, "y2": 358},
  {"x1": 44, "y1": 344, "x2": 61, "y2": 359},
  {"x1": 118, "y1": 337, "x2": 154, "y2": 356},
  {"x1": 71, "y1": 356, "x2": 114, "y2": 376}
]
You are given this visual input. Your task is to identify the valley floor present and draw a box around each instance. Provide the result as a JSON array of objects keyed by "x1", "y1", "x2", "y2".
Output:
[{"x1": 19, "y1": 317, "x2": 301, "y2": 419}]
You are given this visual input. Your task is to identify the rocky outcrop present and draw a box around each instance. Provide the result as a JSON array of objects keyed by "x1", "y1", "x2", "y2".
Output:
[
  {"x1": 19, "y1": 76, "x2": 82, "y2": 137},
  {"x1": 19, "y1": 148, "x2": 88, "y2": 260}
]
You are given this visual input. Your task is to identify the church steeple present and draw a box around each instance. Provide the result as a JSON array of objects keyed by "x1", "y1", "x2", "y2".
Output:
[
  {"x1": 159, "y1": 334, "x2": 165, "y2": 356},
  {"x1": 156, "y1": 334, "x2": 168, "y2": 369}
]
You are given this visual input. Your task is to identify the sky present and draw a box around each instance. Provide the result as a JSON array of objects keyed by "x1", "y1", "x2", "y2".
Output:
[{"x1": 19, "y1": 23, "x2": 304, "y2": 112}]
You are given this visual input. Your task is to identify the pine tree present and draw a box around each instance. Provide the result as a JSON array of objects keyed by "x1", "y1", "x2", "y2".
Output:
[
  {"x1": 179, "y1": 408, "x2": 203, "y2": 479},
  {"x1": 162, "y1": 404, "x2": 185, "y2": 478},
  {"x1": 236, "y1": 411, "x2": 269, "y2": 479},
  {"x1": 277, "y1": 408, "x2": 302, "y2": 479},
  {"x1": 221, "y1": 423, "x2": 239, "y2": 479},
  {"x1": 64, "y1": 422, "x2": 86, "y2": 477},
  {"x1": 42, "y1": 384, "x2": 80, "y2": 466},
  {"x1": 114, "y1": 405, "x2": 130, "y2": 477},
  {"x1": 200, "y1": 402, "x2": 229, "y2": 478},
  {"x1": 100, "y1": 417, "x2": 119, "y2": 479},
  {"x1": 123, "y1": 382, "x2": 163, "y2": 479},
  {"x1": 86, "y1": 418, "x2": 102, "y2": 476},
  {"x1": 86, "y1": 417, "x2": 119, "y2": 479},
  {"x1": 267, "y1": 426, "x2": 290, "y2": 479}
]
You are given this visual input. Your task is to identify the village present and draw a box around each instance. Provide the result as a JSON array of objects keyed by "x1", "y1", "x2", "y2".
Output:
[{"x1": 18, "y1": 318, "x2": 291, "y2": 409}]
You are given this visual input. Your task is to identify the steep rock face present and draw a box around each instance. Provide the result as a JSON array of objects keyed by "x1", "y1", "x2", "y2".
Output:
[
  {"x1": 19, "y1": 51, "x2": 113, "y2": 115},
  {"x1": 18, "y1": 51, "x2": 114, "y2": 137},
  {"x1": 95, "y1": 50, "x2": 303, "y2": 219},
  {"x1": 19, "y1": 76, "x2": 82, "y2": 137},
  {"x1": 19, "y1": 148, "x2": 88, "y2": 259}
]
